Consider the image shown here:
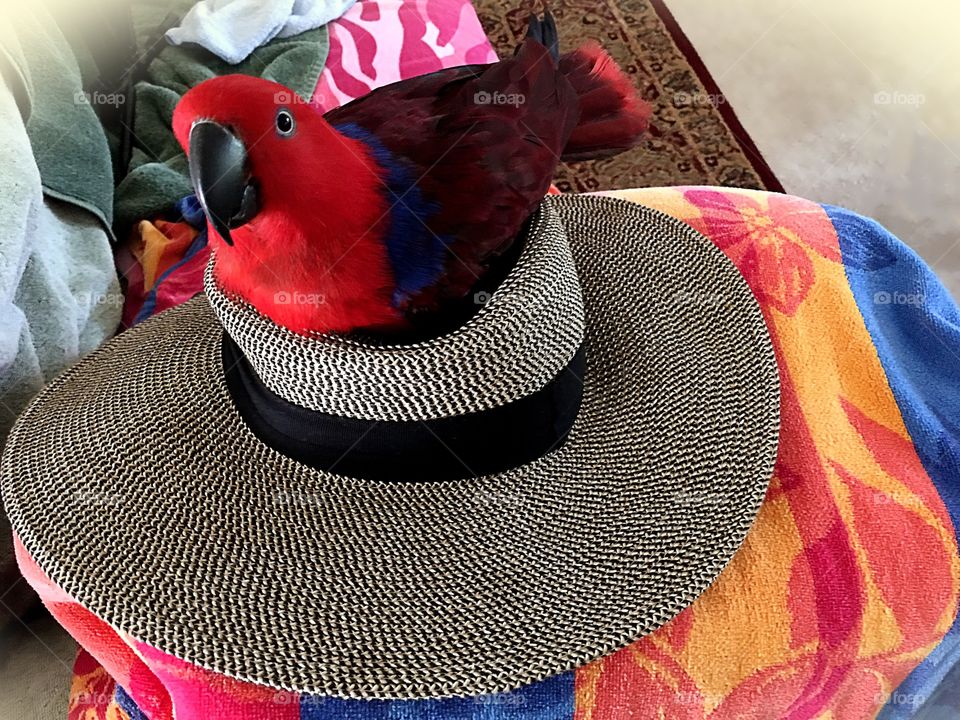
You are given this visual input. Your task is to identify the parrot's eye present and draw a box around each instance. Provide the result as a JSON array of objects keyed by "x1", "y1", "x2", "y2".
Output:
[{"x1": 275, "y1": 109, "x2": 296, "y2": 137}]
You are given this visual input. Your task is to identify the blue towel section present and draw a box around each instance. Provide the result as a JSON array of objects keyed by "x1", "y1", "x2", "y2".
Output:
[
  {"x1": 177, "y1": 194, "x2": 207, "y2": 229},
  {"x1": 299, "y1": 672, "x2": 574, "y2": 719},
  {"x1": 828, "y1": 205, "x2": 960, "y2": 719},
  {"x1": 115, "y1": 683, "x2": 150, "y2": 720}
]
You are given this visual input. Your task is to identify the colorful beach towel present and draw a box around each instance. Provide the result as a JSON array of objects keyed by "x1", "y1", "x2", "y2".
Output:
[{"x1": 15, "y1": 185, "x2": 958, "y2": 719}]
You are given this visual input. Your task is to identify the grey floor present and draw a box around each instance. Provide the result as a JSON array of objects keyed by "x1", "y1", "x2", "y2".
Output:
[
  {"x1": 0, "y1": 606, "x2": 75, "y2": 720},
  {"x1": 2, "y1": 1, "x2": 959, "y2": 718}
]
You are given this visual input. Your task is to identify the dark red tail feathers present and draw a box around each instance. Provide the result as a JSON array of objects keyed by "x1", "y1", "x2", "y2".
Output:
[{"x1": 558, "y1": 42, "x2": 651, "y2": 162}]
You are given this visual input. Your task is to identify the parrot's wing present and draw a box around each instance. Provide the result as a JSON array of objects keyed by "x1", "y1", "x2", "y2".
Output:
[{"x1": 323, "y1": 40, "x2": 578, "y2": 314}]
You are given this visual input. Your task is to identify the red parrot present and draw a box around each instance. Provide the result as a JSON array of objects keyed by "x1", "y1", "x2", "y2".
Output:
[{"x1": 173, "y1": 12, "x2": 649, "y2": 337}]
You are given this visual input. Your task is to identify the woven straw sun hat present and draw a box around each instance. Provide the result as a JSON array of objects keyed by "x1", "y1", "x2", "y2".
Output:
[{"x1": 1, "y1": 194, "x2": 779, "y2": 700}]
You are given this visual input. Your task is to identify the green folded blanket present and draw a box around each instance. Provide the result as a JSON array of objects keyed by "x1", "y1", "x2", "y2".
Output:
[{"x1": 0, "y1": 7, "x2": 115, "y2": 237}]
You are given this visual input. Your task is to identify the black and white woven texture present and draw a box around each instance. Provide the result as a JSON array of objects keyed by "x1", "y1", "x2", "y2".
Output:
[
  {"x1": 1, "y1": 195, "x2": 780, "y2": 700},
  {"x1": 207, "y1": 202, "x2": 586, "y2": 421}
]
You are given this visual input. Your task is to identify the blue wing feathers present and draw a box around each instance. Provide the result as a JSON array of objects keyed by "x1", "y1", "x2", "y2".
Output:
[{"x1": 335, "y1": 123, "x2": 450, "y2": 306}]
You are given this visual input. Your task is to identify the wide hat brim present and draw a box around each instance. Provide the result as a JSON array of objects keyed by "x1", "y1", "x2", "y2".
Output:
[{"x1": 2, "y1": 196, "x2": 779, "y2": 699}]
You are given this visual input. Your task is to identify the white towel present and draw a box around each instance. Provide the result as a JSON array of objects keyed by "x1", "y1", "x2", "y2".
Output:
[
  {"x1": 0, "y1": 80, "x2": 122, "y2": 439},
  {"x1": 166, "y1": 0, "x2": 357, "y2": 65}
]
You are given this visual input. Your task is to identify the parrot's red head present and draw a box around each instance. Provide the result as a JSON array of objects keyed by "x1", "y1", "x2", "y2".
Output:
[{"x1": 173, "y1": 75, "x2": 400, "y2": 334}]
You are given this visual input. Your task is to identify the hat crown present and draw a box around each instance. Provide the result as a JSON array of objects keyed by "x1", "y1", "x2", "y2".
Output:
[{"x1": 206, "y1": 201, "x2": 586, "y2": 421}]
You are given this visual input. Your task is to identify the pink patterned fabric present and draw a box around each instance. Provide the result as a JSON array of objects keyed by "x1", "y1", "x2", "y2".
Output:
[{"x1": 311, "y1": 0, "x2": 497, "y2": 111}]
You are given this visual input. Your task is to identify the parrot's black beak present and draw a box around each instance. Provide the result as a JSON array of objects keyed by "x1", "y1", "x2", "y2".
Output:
[{"x1": 187, "y1": 120, "x2": 260, "y2": 247}]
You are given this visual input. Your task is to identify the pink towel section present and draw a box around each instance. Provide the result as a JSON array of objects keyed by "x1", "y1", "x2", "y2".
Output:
[{"x1": 310, "y1": 0, "x2": 498, "y2": 111}]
